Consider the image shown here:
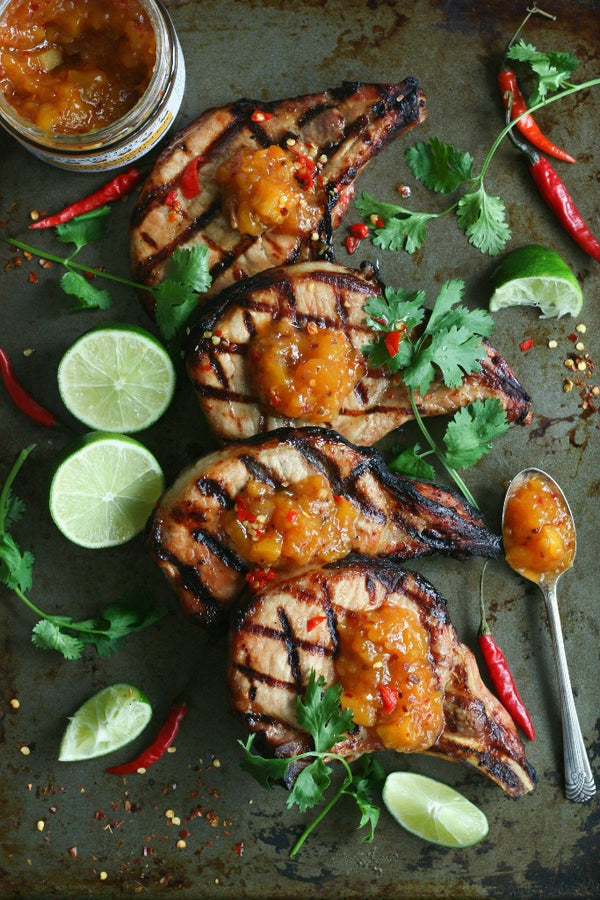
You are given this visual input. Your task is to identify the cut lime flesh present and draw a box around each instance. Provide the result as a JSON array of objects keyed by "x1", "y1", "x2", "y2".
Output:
[
  {"x1": 382, "y1": 771, "x2": 489, "y2": 848},
  {"x1": 58, "y1": 325, "x2": 176, "y2": 433},
  {"x1": 59, "y1": 683, "x2": 152, "y2": 761},
  {"x1": 490, "y1": 245, "x2": 583, "y2": 319},
  {"x1": 49, "y1": 432, "x2": 164, "y2": 549}
]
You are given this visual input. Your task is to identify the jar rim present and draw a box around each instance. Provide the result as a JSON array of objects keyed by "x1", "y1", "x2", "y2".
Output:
[{"x1": 0, "y1": 0, "x2": 176, "y2": 153}]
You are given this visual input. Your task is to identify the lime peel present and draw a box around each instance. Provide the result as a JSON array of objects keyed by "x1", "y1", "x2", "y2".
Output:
[
  {"x1": 59, "y1": 683, "x2": 152, "y2": 761},
  {"x1": 382, "y1": 771, "x2": 489, "y2": 848},
  {"x1": 490, "y1": 245, "x2": 583, "y2": 319}
]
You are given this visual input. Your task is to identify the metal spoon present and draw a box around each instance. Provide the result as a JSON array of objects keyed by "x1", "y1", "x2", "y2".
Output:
[{"x1": 502, "y1": 467, "x2": 596, "y2": 803}]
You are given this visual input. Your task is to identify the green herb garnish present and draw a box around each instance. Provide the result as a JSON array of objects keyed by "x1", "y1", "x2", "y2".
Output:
[
  {"x1": 355, "y1": 49, "x2": 600, "y2": 256},
  {"x1": 363, "y1": 280, "x2": 509, "y2": 507},
  {"x1": 239, "y1": 671, "x2": 385, "y2": 857},
  {"x1": 0, "y1": 445, "x2": 167, "y2": 660},
  {"x1": 6, "y1": 207, "x2": 211, "y2": 339}
]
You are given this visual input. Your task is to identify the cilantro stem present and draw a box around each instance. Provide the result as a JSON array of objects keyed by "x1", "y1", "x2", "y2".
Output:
[
  {"x1": 0, "y1": 443, "x2": 36, "y2": 533},
  {"x1": 289, "y1": 753, "x2": 355, "y2": 857},
  {"x1": 5, "y1": 237, "x2": 146, "y2": 293},
  {"x1": 408, "y1": 388, "x2": 479, "y2": 509}
]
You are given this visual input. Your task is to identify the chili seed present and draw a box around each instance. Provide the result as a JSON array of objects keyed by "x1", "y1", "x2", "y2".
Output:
[
  {"x1": 20, "y1": 745, "x2": 31, "y2": 755},
  {"x1": 564, "y1": 358, "x2": 575, "y2": 369},
  {"x1": 547, "y1": 339, "x2": 558, "y2": 349},
  {"x1": 165, "y1": 809, "x2": 175, "y2": 819},
  {"x1": 177, "y1": 839, "x2": 187, "y2": 849},
  {"x1": 99, "y1": 872, "x2": 108, "y2": 880},
  {"x1": 576, "y1": 323, "x2": 586, "y2": 333},
  {"x1": 36, "y1": 820, "x2": 45, "y2": 832},
  {"x1": 563, "y1": 379, "x2": 573, "y2": 392},
  {"x1": 286, "y1": 138, "x2": 296, "y2": 147},
  {"x1": 10, "y1": 698, "x2": 20, "y2": 709},
  {"x1": 577, "y1": 360, "x2": 587, "y2": 371},
  {"x1": 576, "y1": 342, "x2": 585, "y2": 351}
]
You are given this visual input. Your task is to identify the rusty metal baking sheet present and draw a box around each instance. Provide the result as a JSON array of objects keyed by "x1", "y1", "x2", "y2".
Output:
[{"x1": 1, "y1": 1, "x2": 599, "y2": 897}]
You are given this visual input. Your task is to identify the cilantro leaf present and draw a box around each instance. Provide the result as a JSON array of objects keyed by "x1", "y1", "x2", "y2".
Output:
[
  {"x1": 61, "y1": 270, "x2": 113, "y2": 310},
  {"x1": 239, "y1": 734, "x2": 291, "y2": 787},
  {"x1": 443, "y1": 399, "x2": 509, "y2": 469},
  {"x1": 4, "y1": 490, "x2": 25, "y2": 528},
  {"x1": 288, "y1": 759, "x2": 332, "y2": 812},
  {"x1": 405, "y1": 138, "x2": 474, "y2": 193},
  {"x1": 507, "y1": 40, "x2": 578, "y2": 103},
  {"x1": 388, "y1": 444, "x2": 436, "y2": 481},
  {"x1": 457, "y1": 187, "x2": 511, "y2": 256},
  {"x1": 354, "y1": 193, "x2": 434, "y2": 254},
  {"x1": 0, "y1": 531, "x2": 34, "y2": 593},
  {"x1": 154, "y1": 280, "x2": 198, "y2": 341},
  {"x1": 364, "y1": 288, "x2": 426, "y2": 333},
  {"x1": 55, "y1": 206, "x2": 112, "y2": 252},
  {"x1": 88, "y1": 591, "x2": 168, "y2": 656},
  {"x1": 31, "y1": 620, "x2": 84, "y2": 660},
  {"x1": 296, "y1": 672, "x2": 354, "y2": 753},
  {"x1": 167, "y1": 245, "x2": 212, "y2": 293},
  {"x1": 347, "y1": 756, "x2": 385, "y2": 842},
  {"x1": 355, "y1": 192, "x2": 410, "y2": 220},
  {"x1": 428, "y1": 326, "x2": 487, "y2": 391}
]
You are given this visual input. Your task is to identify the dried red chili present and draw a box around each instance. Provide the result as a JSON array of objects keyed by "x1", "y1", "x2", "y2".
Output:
[
  {"x1": 350, "y1": 222, "x2": 369, "y2": 239},
  {"x1": 378, "y1": 684, "x2": 399, "y2": 715},
  {"x1": 507, "y1": 120, "x2": 600, "y2": 262},
  {"x1": 29, "y1": 167, "x2": 142, "y2": 229},
  {"x1": 0, "y1": 348, "x2": 57, "y2": 427},
  {"x1": 498, "y1": 70, "x2": 575, "y2": 164},
  {"x1": 478, "y1": 564, "x2": 535, "y2": 740},
  {"x1": 107, "y1": 698, "x2": 188, "y2": 774},
  {"x1": 345, "y1": 235, "x2": 360, "y2": 255}
]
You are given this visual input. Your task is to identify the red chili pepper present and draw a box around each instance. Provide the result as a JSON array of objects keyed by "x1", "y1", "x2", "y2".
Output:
[
  {"x1": 245, "y1": 568, "x2": 276, "y2": 591},
  {"x1": 0, "y1": 348, "x2": 57, "y2": 427},
  {"x1": 345, "y1": 235, "x2": 360, "y2": 255},
  {"x1": 371, "y1": 215, "x2": 384, "y2": 229},
  {"x1": 236, "y1": 496, "x2": 256, "y2": 522},
  {"x1": 507, "y1": 118, "x2": 600, "y2": 262},
  {"x1": 285, "y1": 508, "x2": 299, "y2": 524},
  {"x1": 478, "y1": 565, "x2": 535, "y2": 740},
  {"x1": 29, "y1": 167, "x2": 142, "y2": 229},
  {"x1": 378, "y1": 684, "x2": 399, "y2": 715},
  {"x1": 350, "y1": 222, "x2": 369, "y2": 239},
  {"x1": 498, "y1": 70, "x2": 575, "y2": 164},
  {"x1": 519, "y1": 337, "x2": 534, "y2": 352},
  {"x1": 306, "y1": 615, "x2": 327, "y2": 632},
  {"x1": 180, "y1": 156, "x2": 207, "y2": 199},
  {"x1": 107, "y1": 698, "x2": 188, "y2": 774},
  {"x1": 295, "y1": 155, "x2": 316, "y2": 190},
  {"x1": 384, "y1": 329, "x2": 404, "y2": 358},
  {"x1": 165, "y1": 189, "x2": 179, "y2": 207}
]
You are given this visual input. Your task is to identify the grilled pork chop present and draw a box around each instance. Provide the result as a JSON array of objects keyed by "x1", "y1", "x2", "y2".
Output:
[
  {"x1": 146, "y1": 427, "x2": 500, "y2": 630},
  {"x1": 130, "y1": 80, "x2": 426, "y2": 315},
  {"x1": 185, "y1": 261, "x2": 532, "y2": 445},
  {"x1": 229, "y1": 557, "x2": 536, "y2": 798}
]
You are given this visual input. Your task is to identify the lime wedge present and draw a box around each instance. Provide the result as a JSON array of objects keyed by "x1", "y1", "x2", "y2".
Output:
[
  {"x1": 57, "y1": 325, "x2": 176, "y2": 433},
  {"x1": 49, "y1": 432, "x2": 164, "y2": 548},
  {"x1": 382, "y1": 772, "x2": 489, "y2": 848},
  {"x1": 490, "y1": 245, "x2": 583, "y2": 319},
  {"x1": 59, "y1": 683, "x2": 152, "y2": 761}
]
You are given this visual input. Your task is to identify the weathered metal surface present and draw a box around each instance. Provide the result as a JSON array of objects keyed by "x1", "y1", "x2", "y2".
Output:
[{"x1": 1, "y1": 1, "x2": 598, "y2": 897}]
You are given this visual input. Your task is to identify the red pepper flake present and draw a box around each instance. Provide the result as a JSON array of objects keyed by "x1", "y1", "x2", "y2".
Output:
[
  {"x1": 245, "y1": 568, "x2": 276, "y2": 591},
  {"x1": 233, "y1": 267, "x2": 245, "y2": 281},
  {"x1": 295, "y1": 155, "x2": 316, "y2": 190},
  {"x1": 350, "y1": 222, "x2": 369, "y2": 239},
  {"x1": 384, "y1": 329, "x2": 403, "y2": 358},
  {"x1": 285, "y1": 508, "x2": 299, "y2": 524},
  {"x1": 345, "y1": 235, "x2": 360, "y2": 255},
  {"x1": 68, "y1": 846, "x2": 77, "y2": 858},
  {"x1": 370, "y1": 214, "x2": 384, "y2": 228},
  {"x1": 378, "y1": 684, "x2": 399, "y2": 714},
  {"x1": 235, "y1": 841, "x2": 244, "y2": 857},
  {"x1": 251, "y1": 109, "x2": 274, "y2": 122},
  {"x1": 236, "y1": 497, "x2": 256, "y2": 523},
  {"x1": 306, "y1": 615, "x2": 327, "y2": 632},
  {"x1": 519, "y1": 337, "x2": 534, "y2": 352},
  {"x1": 27, "y1": 271, "x2": 38, "y2": 284},
  {"x1": 180, "y1": 156, "x2": 207, "y2": 199},
  {"x1": 165, "y1": 189, "x2": 179, "y2": 207}
]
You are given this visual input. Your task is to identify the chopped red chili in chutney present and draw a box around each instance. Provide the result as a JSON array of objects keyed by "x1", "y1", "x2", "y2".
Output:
[
  {"x1": 0, "y1": 0, "x2": 156, "y2": 134},
  {"x1": 335, "y1": 604, "x2": 444, "y2": 753}
]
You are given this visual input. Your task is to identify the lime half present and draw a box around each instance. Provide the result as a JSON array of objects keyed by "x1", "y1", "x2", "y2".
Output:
[
  {"x1": 49, "y1": 432, "x2": 164, "y2": 549},
  {"x1": 59, "y1": 683, "x2": 152, "y2": 761},
  {"x1": 490, "y1": 245, "x2": 583, "y2": 319},
  {"x1": 382, "y1": 772, "x2": 489, "y2": 848},
  {"x1": 58, "y1": 325, "x2": 176, "y2": 433}
]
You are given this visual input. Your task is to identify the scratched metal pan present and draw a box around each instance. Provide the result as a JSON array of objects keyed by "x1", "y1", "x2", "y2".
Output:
[{"x1": 0, "y1": 1, "x2": 598, "y2": 897}]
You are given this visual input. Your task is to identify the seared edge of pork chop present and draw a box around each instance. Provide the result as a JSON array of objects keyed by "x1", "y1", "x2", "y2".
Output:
[
  {"x1": 228, "y1": 555, "x2": 536, "y2": 798},
  {"x1": 146, "y1": 426, "x2": 500, "y2": 630},
  {"x1": 184, "y1": 260, "x2": 532, "y2": 445},
  {"x1": 130, "y1": 80, "x2": 426, "y2": 313}
]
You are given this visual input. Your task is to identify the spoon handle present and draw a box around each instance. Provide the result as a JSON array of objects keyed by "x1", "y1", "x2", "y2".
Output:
[{"x1": 541, "y1": 582, "x2": 596, "y2": 802}]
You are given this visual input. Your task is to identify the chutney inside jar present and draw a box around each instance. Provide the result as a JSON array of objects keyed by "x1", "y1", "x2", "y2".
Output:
[
  {"x1": 502, "y1": 474, "x2": 576, "y2": 582},
  {"x1": 336, "y1": 603, "x2": 444, "y2": 753},
  {"x1": 247, "y1": 318, "x2": 366, "y2": 422},
  {"x1": 0, "y1": 0, "x2": 157, "y2": 134}
]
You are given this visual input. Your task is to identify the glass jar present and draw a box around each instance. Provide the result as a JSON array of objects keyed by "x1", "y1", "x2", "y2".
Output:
[{"x1": 0, "y1": 0, "x2": 185, "y2": 171}]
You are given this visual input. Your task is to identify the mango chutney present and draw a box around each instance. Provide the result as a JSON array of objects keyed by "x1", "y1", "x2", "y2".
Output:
[
  {"x1": 0, "y1": 0, "x2": 156, "y2": 134},
  {"x1": 503, "y1": 473, "x2": 576, "y2": 582},
  {"x1": 248, "y1": 318, "x2": 366, "y2": 422},
  {"x1": 336, "y1": 604, "x2": 444, "y2": 753}
]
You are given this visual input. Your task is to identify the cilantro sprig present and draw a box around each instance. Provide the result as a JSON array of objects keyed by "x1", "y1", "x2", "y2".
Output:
[
  {"x1": 239, "y1": 671, "x2": 385, "y2": 857},
  {"x1": 363, "y1": 280, "x2": 509, "y2": 508},
  {"x1": 0, "y1": 445, "x2": 167, "y2": 660},
  {"x1": 356, "y1": 47, "x2": 600, "y2": 257},
  {"x1": 6, "y1": 206, "x2": 211, "y2": 340}
]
